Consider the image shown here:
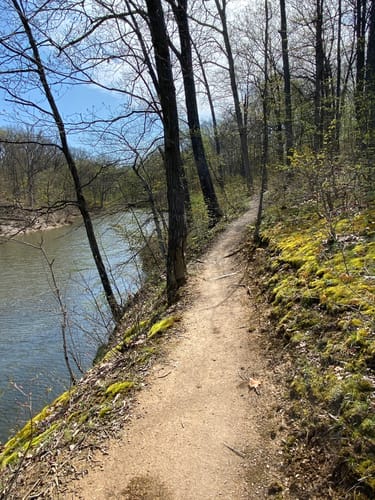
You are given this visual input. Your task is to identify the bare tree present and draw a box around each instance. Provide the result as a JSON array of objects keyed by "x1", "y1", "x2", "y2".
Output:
[
  {"x1": 168, "y1": 0, "x2": 223, "y2": 226},
  {"x1": 279, "y1": 0, "x2": 294, "y2": 163},
  {"x1": 0, "y1": 0, "x2": 123, "y2": 322},
  {"x1": 145, "y1": 0, "x2": 188, "y2": 303},
  {"x1": 198, "y1": 0, "x2": 253, "y2": 189}
]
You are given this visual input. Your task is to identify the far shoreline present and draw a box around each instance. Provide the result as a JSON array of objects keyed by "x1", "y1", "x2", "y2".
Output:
[{"x1": 0, "y1": 205, "x2": 79, "y2": 239}]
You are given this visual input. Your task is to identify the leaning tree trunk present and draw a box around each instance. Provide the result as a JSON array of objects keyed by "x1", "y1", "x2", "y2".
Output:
[
  {"x1": 172, "y1": 0, "x2": 222, "y2": 227},
  {"x1": 145, "y1": 0, "x2": 187, "y2": 305},
  {"x1": 12, "y1": 0, "x2": 123, "y2": 322},
  {"x1": 355, "y1": 0, "x2": 367, "y2": 141}
]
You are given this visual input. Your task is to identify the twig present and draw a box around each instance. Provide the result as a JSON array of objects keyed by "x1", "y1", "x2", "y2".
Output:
[
  {"x1": 157, "y1": 370, "x2": 172, "y2": 379},
  {"x1": 223, "y1": 442, "x2": 246, "y2": 458},
  {"x1": 22, "y1": 479, "x2": 41, "y2": 500},
  {"x1": 209, "y1": 271, "x2": 239, "y2": 280},
  {"x1": 223, "y1": 244, "x2": 246, "y2": 258}
]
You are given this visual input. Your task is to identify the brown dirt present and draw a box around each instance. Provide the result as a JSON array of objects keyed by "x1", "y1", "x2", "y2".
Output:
[{"x1": 70, "y1": 202, "x2": 285, "y2": 499}]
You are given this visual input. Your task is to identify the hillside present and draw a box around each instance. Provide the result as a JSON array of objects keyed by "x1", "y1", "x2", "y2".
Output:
[{"x1": 0, "y1": 197, "x2": 374, "y2": 499}]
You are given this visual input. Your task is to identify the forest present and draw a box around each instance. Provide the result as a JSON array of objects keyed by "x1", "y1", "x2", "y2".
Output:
[{"x1": 0, "y1": 0, "x2": 374, "y2": 497}]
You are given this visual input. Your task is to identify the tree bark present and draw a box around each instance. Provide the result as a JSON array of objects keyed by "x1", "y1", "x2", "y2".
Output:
[
  {"x1": 355, "y1": 0, "x2": 367, "y2": 138},
  {"x1": 145, "y1": 0, "x2": 187, "y2": 305},
  {"x1": 314, "y1": 0, "x2": 324, "y2": 152},
  {"x1": 191, "y1": 38, "x2": 224, "y2": 187},
  {"x1": 279, "y1": 0, "x2": 294, "y2": 163},
  {"x1": 171, "y1": 0, "x2": 222, "y2": 226},
  {"x1": 366, "y1": 0, "x2": 375, "y2": 138}
]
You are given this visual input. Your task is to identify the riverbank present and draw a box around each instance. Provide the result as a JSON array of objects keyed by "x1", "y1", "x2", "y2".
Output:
[
  {"x1": 0, "y1": 199, "x2": 288, "y2": 499},
  {"x1": 0, "y1": 205, "x2": 79, "y2": 238}
]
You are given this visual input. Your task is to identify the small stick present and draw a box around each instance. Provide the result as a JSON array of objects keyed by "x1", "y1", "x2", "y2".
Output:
[
  {"x1": 209, "y1": 272, "x2": 239, "y2": 280},
  {"x1": 224, "y1": 245, "x2": 246, "y2": 258},
  {"x1": 223, "y1": 442, "x2": 246, "y2": 458},
  {"x1": 157, "y1": 370, "x2": 172, "y2": 379}
]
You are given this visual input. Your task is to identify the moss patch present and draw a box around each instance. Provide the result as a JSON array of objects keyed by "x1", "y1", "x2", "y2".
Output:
[
  {"x1": 105, "y1": 381, "x2": 135, "y2": 398},
  {"x1": 148, "y1": 316, "x2": 179, "y2": 339},
  {"x1": 255, "y1": 207, "x2": 375, "y2": 497}
]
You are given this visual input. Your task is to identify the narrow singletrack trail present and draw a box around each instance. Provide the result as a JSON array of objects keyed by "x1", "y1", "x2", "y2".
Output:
[{"x1": 72, "y1": 200, "x2": 283, "y2": 499}]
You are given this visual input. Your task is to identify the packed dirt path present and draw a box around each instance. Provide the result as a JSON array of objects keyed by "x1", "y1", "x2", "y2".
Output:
[{"x1": 72, "y1": 201, "x2": 283, "y2": 499}]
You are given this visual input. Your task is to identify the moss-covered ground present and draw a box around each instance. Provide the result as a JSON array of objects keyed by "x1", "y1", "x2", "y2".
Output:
[{"x1": 249, "y1": 202, "x2": 374, "y2": 498}]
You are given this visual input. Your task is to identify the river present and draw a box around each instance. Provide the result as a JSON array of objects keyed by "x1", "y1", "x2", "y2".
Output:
[{"x1": 0, "y1": 211, "x2": 145, "y2": 444}]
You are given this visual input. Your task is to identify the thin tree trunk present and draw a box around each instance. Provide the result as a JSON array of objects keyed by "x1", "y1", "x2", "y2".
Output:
[
  {"x1": 355, "y1": 0, "x2": 367, "y2": 139},
  {"x1": 145, "y1": 0, "x2": 187, "y2": 305},
  {"x1": 335, "y1": 0, "x2": 342, "y2": 150},
  {"x1": 366, "y1": 0, "x2": 375, "y2": 137},
  {"x1": 12, "y1": 0, "x2": 122, "y2": 322},
  {"x1": 171, "y1": 0, "x2": 222, "y2": 227},
  {"x1": 191, "y1": 38, "x2": 224, "y2": 187},
  {"x1": 214, "y1": 0, "x2": 253, "y2": 189},
  {"x1": 314, "y1": 0, "x2": 324, "y2": 152},
  {"x1": 254, "y1": 0, "x2": 270, "y2": 242},
  {"x1": 279, "y1": 0, "x2": 294, "y2": 163}
]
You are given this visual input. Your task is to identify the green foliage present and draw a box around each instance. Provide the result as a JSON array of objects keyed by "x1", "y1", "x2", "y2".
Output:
[{"x1": 259, "y1": 204, "x2": 375, "y2": 495}]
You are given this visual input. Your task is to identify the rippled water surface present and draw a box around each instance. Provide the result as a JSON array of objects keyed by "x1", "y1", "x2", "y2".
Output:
[{"x1": 0, "y1": 212, "x2": 142, "y2": 443}]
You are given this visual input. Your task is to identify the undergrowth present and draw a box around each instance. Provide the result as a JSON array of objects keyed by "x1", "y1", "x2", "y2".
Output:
[{"x1": 253, "y1": 193, "x2": 374, "y2": 497}]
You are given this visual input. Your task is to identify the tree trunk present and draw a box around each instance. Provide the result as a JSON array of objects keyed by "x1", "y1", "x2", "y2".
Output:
[
  {"x1": 355, "y1": 0, "x2": 367, "y2": 138},
  {"x1": 335, "y1": 0, "x2": 342, "y2": 150},
  {"x1": 171, "y1": 0, "x2": 222, "y2": 227},
  {"x1": 254, "y1": 0, "x2": 270, "y2": 243},
  {"x1": 314, "y1": 0, "x2": 324, "y2": 152},
  {"x1": 145, "y1": 0, "x2": 187, "y2": 305},
  {"x1": 12, "y1": 0, "x2": 123, "y2": 323},
  {"x1": 279, "y1": 0, "x2": 294, "y2": 163},
  {"x1": 366, "y1": 0, "x2": 375, "y2": 139},
  {"x1": 191, "y1": 39, "x2": 224, "y2": 187},
  {"x1": 214, "y1": 0, "x2": 253, "y2": 189}
]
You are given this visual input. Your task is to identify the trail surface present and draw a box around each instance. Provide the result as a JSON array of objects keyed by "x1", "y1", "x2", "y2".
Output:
[{"x1": 73, "y1": 201, "x2": 283, "y2": 499}]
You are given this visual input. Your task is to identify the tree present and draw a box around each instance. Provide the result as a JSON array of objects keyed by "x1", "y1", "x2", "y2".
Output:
[
  {"x1": 145, "y1": 0, "x2": 188, "y2": 304},
  {"x1": 365, "y1": 0, "x2": 375, "y2": 154},
  {"x1": 1, "y1": 0, "x2": 123, "y2": 322},
  {"x1": 279, "y1": 0, "x2": 294, "y2": 163},
  {"x1": 169, "y1": 0, "x2": 222, "y2": 226},
  {"x1": 254, "y1": 0, "x2": 270, "y2": 243},
  {"x1": 213, "y1": 0, "x2": 253, "y2": 188}
]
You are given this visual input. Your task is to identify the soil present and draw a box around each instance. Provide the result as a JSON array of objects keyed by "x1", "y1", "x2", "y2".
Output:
[{"x1": 70, "y1": 202, "x2": 287, "y2": 499}]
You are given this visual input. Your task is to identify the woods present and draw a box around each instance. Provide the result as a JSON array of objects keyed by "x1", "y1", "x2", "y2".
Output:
[
  {"x1": 0, "y1": 0, "x2": 374, "y2": 497},
  {"x1": 0, "y1": 0, "x2": 374, "y2": 308}
]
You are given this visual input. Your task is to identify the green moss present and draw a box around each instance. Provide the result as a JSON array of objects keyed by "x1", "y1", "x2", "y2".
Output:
[
  {"x1": 1, "y1": 451, "x2": 18, "y2": 467},
  {"x1": 137, "y1": 346, "x2": 157, "y2": 364},
  {"x1": 105, "y1": 381, "x2": 135, "y2": 398},
  {"x1": 259, "y1": 207, "x2": 375, "y2": 495},
  {"x1": 98, "y1": 405, "x2": 112, "y2": 418},
  {"x1": 29, "y1": 423, "x2": 59, "y2": 448},
  {"x1": 148, "y1": 316, "x2": 179, "y2": 339},
  {"x1": 0, "y1": 421, "x2": 60, "y2": 468}
]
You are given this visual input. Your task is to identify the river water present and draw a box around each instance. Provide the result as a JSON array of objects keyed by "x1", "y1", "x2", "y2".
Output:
[{"x1": 0, "y1": 212, "x2": 144, "y2": 444}]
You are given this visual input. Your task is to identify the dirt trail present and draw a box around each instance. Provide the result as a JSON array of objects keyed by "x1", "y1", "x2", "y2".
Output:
[{"x1": 73, "y1": 202, "x2": 283, "y2": 499}]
